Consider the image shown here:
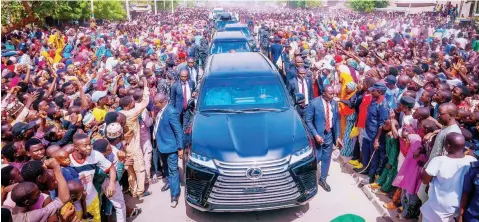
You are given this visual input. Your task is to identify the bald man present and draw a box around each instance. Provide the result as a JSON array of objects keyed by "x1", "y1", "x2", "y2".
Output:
[
  {"x1": 433, "y1": 90, "x2": 453, "y2": 119},
  {"x1": 170, "y1": 69, "x2": 196, "y2": 114},
  {"x1": 421, "y1": 132, "x2": 476, "y2": 222},
  {"x1": 153, "y1": 92, "x2": 183, "y2": 208},
  {"x1": 418, "y1": 102, "x2": 462, "y2": 203},
  {"x1": 286, "y1": 56, "x2": 304, "y2": 81},
  {"x1": 428, "y1": 103, "x2": 462, "y2": 164},
  {"x1": 287, "y1": 67, "x2": 313, "y2": 117},
  {"x1": 181, "y1": 57, "x2": 200, "y2": 85}
]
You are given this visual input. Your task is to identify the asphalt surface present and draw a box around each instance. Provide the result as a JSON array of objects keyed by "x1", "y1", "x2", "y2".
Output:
[{"x1": 127, "y1": 158, "x2": 386, "y2": 222}]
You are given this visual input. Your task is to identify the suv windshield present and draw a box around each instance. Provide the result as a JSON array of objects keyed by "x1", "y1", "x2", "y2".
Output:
[
  {"x1": 210, "y1": 41, "x2": 250, "y2": 54},
  {"x1": 198, "y1": 76, "x2": 289, "y2": 111},
  {"x1": 226, "y1": 27, "x2": 251, "y2": 37}
]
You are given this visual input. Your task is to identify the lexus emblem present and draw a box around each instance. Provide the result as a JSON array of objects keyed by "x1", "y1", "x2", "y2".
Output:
[{"x1": 245, "y1": 167, "x2": 263, "y2": 180}]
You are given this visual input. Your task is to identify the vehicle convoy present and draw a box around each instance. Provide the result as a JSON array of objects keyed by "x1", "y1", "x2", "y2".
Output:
[
  {"x1": 209, "y1": 31, "x2": 252, "y2": 54},
  {"x1": 209, "y1": 7, "x2": 224, "y2": 20},
  {"x1": 221, "y1": 23, "x2": 257, "y2": 50},
  {"x1": 183, "y1": 52, "x2": 318, "y2": 212},
  {"x1": 214, "y1": 12, "x2": 238, "y2": 30}
]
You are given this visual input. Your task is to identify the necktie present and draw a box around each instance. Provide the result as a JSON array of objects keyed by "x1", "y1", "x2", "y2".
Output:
[
  {"x1": 325, "y1": 101, "x2": 331, "y2": 132},
  {"x1": 301, "y1": 79, "x2": 305, "y2": 94},
  {"x1": 183, "y1": 82, "x2": 188, "y2": 110}
]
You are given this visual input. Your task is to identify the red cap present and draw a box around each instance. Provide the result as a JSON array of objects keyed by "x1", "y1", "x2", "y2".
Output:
[{"x1": 334, "y1": 55, "x2": 343, "y2": 63}]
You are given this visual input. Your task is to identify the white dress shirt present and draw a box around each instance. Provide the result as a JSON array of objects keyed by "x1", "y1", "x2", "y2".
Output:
[
  {"x1": 153, "y1": 108, "x2": 166, "y2": 139},
  {"x1": 297, "y1": 78, "x2": 309, "y2": 105},
  {"x1": 321, "y1": 97, "x2": 333, "y2": 130},
  {"x1": 182, "y1": 82, "x2": 191, "y2": 106},
  {"x1": 188, "y1": 67, "x2": 197, "y2": 85}
]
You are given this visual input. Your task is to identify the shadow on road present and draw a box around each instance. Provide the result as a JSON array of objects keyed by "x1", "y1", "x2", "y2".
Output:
[{"x1": 185, "y1": 203, "x2": 311, "y2": 222}]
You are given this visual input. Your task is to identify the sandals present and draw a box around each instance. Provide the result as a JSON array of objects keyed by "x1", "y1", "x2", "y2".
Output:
[
  {"x1": 137, "y1": 191, "x2": 152, "y2": 198},
  {"x1": 371, "y1": 188, "x2": 387, "y2": 195},
  {"x1": 129, "y1": 207, "x2": 142, "y2": 217},
  {"x1": 369, "y1": 183, "x2": 381, "y2": 190},
  {"x1": 383, "y1": 202, "x2": 397, "y2": 210}
]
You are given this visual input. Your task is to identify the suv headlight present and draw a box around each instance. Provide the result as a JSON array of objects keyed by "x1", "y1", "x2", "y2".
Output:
[
  {"x1": 290, "y1": 146, "x2": 313, "y2": 164},
  {"x1": 189, "y1": 152, "x2": 217, "y2": 169}
]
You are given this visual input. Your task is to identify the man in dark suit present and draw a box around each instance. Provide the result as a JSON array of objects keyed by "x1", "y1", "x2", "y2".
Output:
[
  {"x1": 183, "y1": 57, "x2": 200, "y2": 86},
  {"x1": 288, "y1": 67, "x2": 313, "y2": 117},
  {"x1": 286, "y1": 56, "x2": 303, "y2": 81},
  {"x1": 305, "y1": 85, "x2": 342, "y2": 192},
  {"x1": 170, "y1": 69, "x2": 196, "y2": 114},
  {"x1": 311, "y1": 67, "x2": 326, "y2": 98},
  {"x1": 153, "y1": 93, "x2": 184, "y2": 208}
]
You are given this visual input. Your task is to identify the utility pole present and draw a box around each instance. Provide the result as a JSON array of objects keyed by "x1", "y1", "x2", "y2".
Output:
[
  {"x1": 126, "y1": 0, "x2": 131, "y2": 22},
  {"x1": 90, "y1": 0, "x2": 94, "y2": 19},
  {"x1": 163, "y1": 0, "x2": 165, "y2": 10},
  {"x1": 154, "y1": 0, "x2": 157, "y2": 14},
  {"x1": 171, "y1": 0, "x2": 174, "y2": 14}
]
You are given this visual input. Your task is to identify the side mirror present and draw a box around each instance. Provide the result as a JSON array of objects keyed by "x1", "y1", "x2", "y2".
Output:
[
  {"x1": 187, "y1": 98, "x2": 196, "y2": 110},
  {"x1": 294, "y1": 93, "x2": 305, "y2": 105}
]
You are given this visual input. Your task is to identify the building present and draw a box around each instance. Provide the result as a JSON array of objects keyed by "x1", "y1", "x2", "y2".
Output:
[{"x1": 385, "y1": 0, "x2": 478, "y2": 17}]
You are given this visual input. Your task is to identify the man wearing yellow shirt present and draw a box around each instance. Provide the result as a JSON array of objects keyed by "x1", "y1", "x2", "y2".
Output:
[{"x1": 91, "y1": 91, "x2": 109, "y2": 122}]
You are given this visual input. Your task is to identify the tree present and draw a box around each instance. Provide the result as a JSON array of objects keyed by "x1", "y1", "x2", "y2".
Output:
[
  {"x1": 285, "y1": 0, "x2": 322, "y2": 9},
  {"x1": 348, "y1": 0, "x2": 377, "y2": 12},
  {"x1": 305, "y1": 0, "x2": 322, "y2": 8},
  {"x1": 374, "y1": 0, "x2": 389, "y2": 8},
  {"x1": 92, "y1": 1, "x2": 127, "y2": 20},
  {"x1": 2, "y1": 0, "x2": 126, "y2": 33}
]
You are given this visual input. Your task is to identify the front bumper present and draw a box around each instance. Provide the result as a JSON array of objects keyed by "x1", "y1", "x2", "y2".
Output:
[{"x1": 185, "y1": 155, "x2": 318, "y2": 212}]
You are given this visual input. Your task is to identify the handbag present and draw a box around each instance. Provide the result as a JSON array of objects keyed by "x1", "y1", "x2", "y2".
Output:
[{"x1": 350, "y1": 126, "x2": 359, "y2": 138}]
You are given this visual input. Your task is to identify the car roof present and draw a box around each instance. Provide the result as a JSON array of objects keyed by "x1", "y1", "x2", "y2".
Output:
[
  {"x1": 212, "y1": 31, "x2": 247, "y2": 42},
  {"x1": 206, "y1": 53, "x2": 277, "y2": 78},
  {"x1": 224, "y1": 23, "x2": 248, "y2": 29}
]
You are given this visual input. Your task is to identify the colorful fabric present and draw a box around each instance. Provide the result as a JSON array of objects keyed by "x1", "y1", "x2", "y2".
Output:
[
  {"x1": 393, "y1": 134, "x2": 426, "y2": 195},
  {"x1": 340, "y1": 112, "x2": 357, "y2": 157},
  {"x1": 376, "y1": 135, "x2": 399, "y2": 193}
]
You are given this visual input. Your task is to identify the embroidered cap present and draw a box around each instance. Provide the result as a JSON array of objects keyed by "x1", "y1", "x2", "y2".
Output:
[{"x1": 106, "y1": 122, "x2": 123, "y2": 139}]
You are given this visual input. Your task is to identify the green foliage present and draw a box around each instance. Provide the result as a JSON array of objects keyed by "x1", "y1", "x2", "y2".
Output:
[
  {"x1": 1, "y1": 1, "x2": 27, "y2": 26},
  {"x1": 92, "y1": 1, "x2": 127, "y2": 20},
  {"x1": 348, "y1": 0, "x2": 375, "y2": 12},
  {"x1": 1, "y1": 0, "x2": 126, "y2": 27},
  {"x1": 374, "y1": 0, "x2": 389, "y2": 8},
  {"x1": 305, "y1": 0, "x2": 322, "y2": 8},
  {"x1": 285, "y1": 0, "x2": 322, "y2": 9},
  {"x1": 186, "y1": 0, "x2": 195, "y2": 8}
]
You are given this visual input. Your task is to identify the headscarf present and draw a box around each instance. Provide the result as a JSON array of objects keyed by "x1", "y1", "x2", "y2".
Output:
[
  {"x1": 338, "y1": 64, "x2": 357, "y2": 116},
  {"x1": 347, "y1": 58, "x2": 359, "y2": 83},
  {"x1": 63, "y1": 44, "x2": 73, "y2": 59},
  {"x1": 346, "y1": 82, "x2": 357, "y2": 91}
]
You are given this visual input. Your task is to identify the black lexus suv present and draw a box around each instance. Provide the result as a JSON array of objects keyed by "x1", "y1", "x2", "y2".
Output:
[{"x1": 183, "y1": 52, "x2": 318, "y2": 212}]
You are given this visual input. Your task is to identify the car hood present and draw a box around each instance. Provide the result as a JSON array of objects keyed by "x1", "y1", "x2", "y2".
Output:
[{"x1": 191, "y1": 108, "x2": 309, "y2": 162}]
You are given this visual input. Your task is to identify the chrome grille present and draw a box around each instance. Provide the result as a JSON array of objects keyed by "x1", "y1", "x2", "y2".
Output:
[{"x1": 208, "y1": 156, "x2": 301, "y2": 206}]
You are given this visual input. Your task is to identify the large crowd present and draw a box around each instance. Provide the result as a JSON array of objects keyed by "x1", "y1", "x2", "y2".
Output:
[{"x1": 1, "y1": 2, "x2": 479, "y2": 222}]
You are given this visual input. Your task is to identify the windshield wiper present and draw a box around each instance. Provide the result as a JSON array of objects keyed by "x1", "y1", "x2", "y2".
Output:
[
  {"x1": 200, "y1": 109, "x2": 244, "y2": 113},
  {"x1": 239, "y1": 108, "x2": 283, "y2": 112}
]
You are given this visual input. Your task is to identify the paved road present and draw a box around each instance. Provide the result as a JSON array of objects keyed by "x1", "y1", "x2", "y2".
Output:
[{"x1": 128, "y1": 158, "x2": 385, "y2": 222}]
